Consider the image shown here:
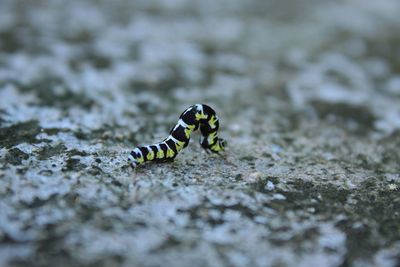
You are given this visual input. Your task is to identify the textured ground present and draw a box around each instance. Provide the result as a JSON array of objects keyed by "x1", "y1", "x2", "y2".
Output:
[{"x1": 1, "y1": 0, "x2": 400, "y2": 266}]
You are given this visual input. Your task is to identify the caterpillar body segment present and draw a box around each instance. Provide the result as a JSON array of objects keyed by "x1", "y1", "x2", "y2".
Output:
[{"x1": 129, "y1": 104, "x2": 226, "y2": 169}]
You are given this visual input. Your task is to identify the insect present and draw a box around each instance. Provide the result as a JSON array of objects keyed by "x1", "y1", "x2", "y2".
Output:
[{"x1": 129, "y1": 104, "x2": 227, "y2": 168}]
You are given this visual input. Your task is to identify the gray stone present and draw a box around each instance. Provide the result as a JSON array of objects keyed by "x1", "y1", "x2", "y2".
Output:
[{"x1": 1, "y1": 0, "x2": 400, "y2": 266}]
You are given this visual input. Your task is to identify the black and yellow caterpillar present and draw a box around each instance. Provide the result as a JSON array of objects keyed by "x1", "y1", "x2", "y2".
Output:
[{"x1": 129, "y1": 104, "x2": 226, "y2": 168}]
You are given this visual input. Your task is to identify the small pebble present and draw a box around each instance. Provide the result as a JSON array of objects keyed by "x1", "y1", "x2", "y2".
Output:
[
  {"x1": 388, "y1": 184, "x2": 398, "y2": 191},
  {"x1": 265, "y1": 180, "x2": 275, "y2": 191}
]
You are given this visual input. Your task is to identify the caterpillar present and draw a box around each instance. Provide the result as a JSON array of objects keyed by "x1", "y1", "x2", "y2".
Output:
[{"x1": 129, "y1": 104, "x2": 227, "y2": 168}]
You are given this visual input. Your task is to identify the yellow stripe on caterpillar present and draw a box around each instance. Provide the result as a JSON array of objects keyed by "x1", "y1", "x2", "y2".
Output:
[
  {"x1": 210, "y1": 142, "x2": 223, "y2": 152},
  {"x1": 156, "y1": 144, "x2": 164, "y2": 158},
  {"x1": 169, "y1": 136, "x2": 185, "y2": 152},
  {"x1": 207, "y1": 131, "x2": 217, "y2": 144},
  {"x1": 184, "y1": 127, "x2": 193, "y2": 139},
  {"x1": 164, "y1": 142, "x2": 175, "y2": 158},
  {"x1": 167, "y1": 149, "x2": 175, "y2": 158},
  {"x1": 195, "y1": 104, "x2": 207, "y2": 120},
  {"x1": 195, "y1": 111, "x2": 207, "y2": 120},
  {"x1": 146, "y1": 148, "x2": 155, "y2": 161},
  {"x1": 137, "y1": 156, "x2": 145, "y2": 164},
  {"x1": 208, "y1": 115, "x2": 218, "y2": 129}
]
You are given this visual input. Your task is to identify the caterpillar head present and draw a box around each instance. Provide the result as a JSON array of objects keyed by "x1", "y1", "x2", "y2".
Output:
[{"x1": 219, "y1": 138, "x2": 227, "y2": 150}]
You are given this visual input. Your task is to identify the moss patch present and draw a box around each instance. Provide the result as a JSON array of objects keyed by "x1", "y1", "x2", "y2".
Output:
[
  {"x1": 4, "y1": 147, "x2": 30, "y2": 165},
  {"x1": 264, "y1": 178, "x2": 400, "y2": 264},
  {"x1": 0, "y1": 120, "x2": 42, "y2": 148}
]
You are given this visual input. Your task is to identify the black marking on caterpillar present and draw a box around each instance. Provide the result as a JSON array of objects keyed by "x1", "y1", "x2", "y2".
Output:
[{"x1": 129, "y1": 104, "x2": 227, "y2": 169}]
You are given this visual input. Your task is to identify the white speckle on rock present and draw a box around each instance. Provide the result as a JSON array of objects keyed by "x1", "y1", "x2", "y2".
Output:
[
  {"x1": 272, "y1": 194, "x2": 286, "y2": 200},
  {"x1": 265, "y1": 180, "x2": 275, "y2": 191}
]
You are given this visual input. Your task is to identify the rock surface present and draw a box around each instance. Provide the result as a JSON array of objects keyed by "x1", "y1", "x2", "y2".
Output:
[{"x1": 1, "y1": 0, "x2": 400, "y2": 266}]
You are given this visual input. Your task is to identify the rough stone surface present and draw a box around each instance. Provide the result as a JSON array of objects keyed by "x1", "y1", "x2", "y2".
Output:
[{"x1": 1, "y1": 0, "x2": 400, "y2": 266}]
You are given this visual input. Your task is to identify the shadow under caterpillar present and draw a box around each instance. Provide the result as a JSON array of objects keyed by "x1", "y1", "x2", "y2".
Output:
[{"x1": 129, "y1": 104, "x2": 227, "y2": 168}]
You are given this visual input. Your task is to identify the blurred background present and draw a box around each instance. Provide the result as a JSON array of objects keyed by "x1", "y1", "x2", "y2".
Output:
[
  {"x1": 1, "y1": 0, "x2": 400, "y2": 266},
  {"x1": 1, "y1": 0, "x2": 399, "y2": 135}
]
